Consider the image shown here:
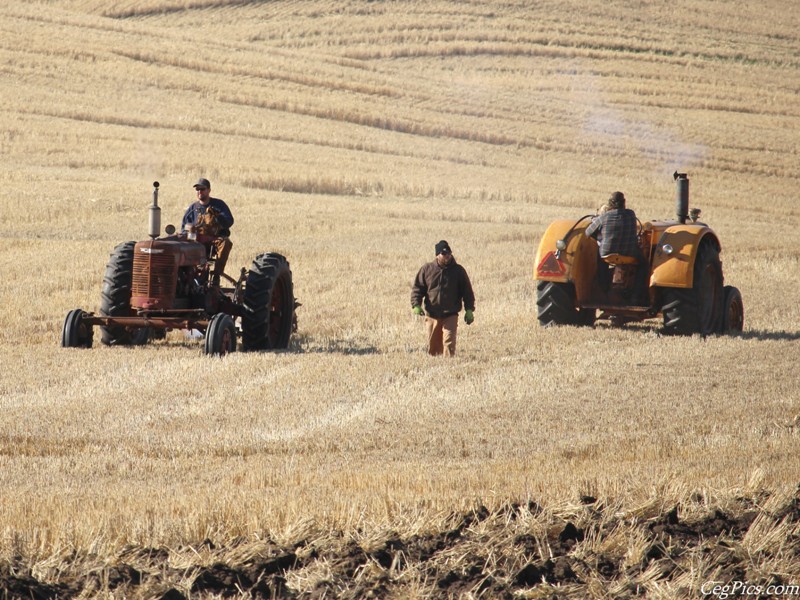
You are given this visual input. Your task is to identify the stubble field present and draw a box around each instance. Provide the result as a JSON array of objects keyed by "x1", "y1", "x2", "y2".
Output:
[{"x1": 2, "y1": 0, "x2": 800, "y2": 597}]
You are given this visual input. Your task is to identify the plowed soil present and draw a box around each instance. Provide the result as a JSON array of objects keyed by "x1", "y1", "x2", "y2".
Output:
[{"x1": 3, "y1": 491, "x2": 798, "y2": 598}]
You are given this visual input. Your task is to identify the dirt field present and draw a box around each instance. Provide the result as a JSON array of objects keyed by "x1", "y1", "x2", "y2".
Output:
[
  {"x1": 2, "y1": 0, "x2": 800, "y2": 597},
  {"x1": 3, "y1": 493, "x2": 799, "y2": 598}
]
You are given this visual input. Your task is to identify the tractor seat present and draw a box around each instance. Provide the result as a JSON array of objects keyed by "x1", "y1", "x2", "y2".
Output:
[{"x1": 602, "y1": 253, "x2": 639, "y2": 266}]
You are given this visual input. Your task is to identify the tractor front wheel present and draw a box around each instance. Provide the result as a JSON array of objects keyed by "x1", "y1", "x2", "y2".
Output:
[
  {"x1": 721, "y1": 285, "x2": 744, "y2": 333},
  {"x1": 204, "y1": 313, "x2": 237, "y2": 356},
  {"x1": 536, "y1": 281, "x2": 595, "y2": 327},
  {"x1": 62, "y1": 309, "x2": 93, "y2": 348},
  {"x1": 241, "y1": 253, "x2": 295, "y2": 350}
]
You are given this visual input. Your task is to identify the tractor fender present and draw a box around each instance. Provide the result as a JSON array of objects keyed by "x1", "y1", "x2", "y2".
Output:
[
  {"x1": 534, "y1": 218, "x2": 598, "y2": 299},
  {"x1": 650, "y1": 225, "x2": 720, "y2": 289}
]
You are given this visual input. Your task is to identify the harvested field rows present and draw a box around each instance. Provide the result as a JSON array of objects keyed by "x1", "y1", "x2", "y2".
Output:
[{"x1": 1, "y1": 0, "x2": 800, "y2": 597}]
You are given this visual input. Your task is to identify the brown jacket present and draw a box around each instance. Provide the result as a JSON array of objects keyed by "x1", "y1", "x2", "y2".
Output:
[{"x1": 411, "y1": 258, "x2": 475, "y2": 319}]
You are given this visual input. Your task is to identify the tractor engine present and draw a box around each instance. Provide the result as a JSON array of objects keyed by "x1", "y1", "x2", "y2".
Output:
[{"x1": 131, "y1": 239, "x2": 208, "y2": 311}]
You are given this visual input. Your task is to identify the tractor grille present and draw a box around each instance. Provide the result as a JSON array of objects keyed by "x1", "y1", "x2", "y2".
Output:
[{"x1": 132, "y1": 252, "x2": 176, "y2": 300}]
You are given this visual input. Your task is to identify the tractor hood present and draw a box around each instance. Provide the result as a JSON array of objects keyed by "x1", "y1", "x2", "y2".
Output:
[{"x1": 131, "y1": 238, "x2": 207, "y2": 310}]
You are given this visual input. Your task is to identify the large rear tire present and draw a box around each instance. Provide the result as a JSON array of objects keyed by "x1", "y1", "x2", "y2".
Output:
[
  {"x1": 536, "y1": 281, "x2": 595, "y2": 327},
  {"x1": 99, "y1": 241, "x2": 150, "y2": 346},
  {"x1": 661, "y1": 238, "x2": 723, "y2": 335},
  {"x1": 241, "y1": 253, "x2": 294, "y2": 350}
]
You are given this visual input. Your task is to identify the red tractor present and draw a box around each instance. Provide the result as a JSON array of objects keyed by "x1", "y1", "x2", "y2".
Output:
[{"x1": 62, "y1": 182, "x2": 297, "y2": 355}]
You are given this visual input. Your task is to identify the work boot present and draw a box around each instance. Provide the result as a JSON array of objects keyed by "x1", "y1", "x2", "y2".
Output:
[{"x1": 610, "y1": 315, "x2": 629, "y2": 327}]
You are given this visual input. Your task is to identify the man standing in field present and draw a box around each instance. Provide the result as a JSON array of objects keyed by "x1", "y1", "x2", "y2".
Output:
[
  {"x1": 411, "y1": 240, "x2": 475, "y2": 357},
  {"x1": 181, "y1": 178, "x2": 235, "y2": 287}
]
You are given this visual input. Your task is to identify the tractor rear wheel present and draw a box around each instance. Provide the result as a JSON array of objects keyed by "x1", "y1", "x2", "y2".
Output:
[
  {"x1": 204, "y1": 313, "x2": 237, "y2": 356},
  {"x1": 721, "y1": 285, "x2": 744, "y2": 333},
  {"x1": 661, "y1": 238, "x2": 723, "y2": 335},
  {"x1": 536, "y1": 281, "x2": 595, "y2": 327},
  {"x1": 62, "y1": 309, "x2": 93, "y2": 348},
  {"x1": 241, "y1": 253, "x2": 294, "y2": 350},
  {"x1": 99, "y1": 241, "x2": 150, "y2": 346}
]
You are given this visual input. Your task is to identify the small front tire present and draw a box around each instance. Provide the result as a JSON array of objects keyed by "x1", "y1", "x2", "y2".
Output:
[
  {"x1": 721, "y1": 285, "x2": 744, "y2": 333},
  {"x1": 204, "y1": 313, "x2": 237, "y2": 356},
  {"x1": 62, "y1": 309, "x2": 93, "y2": 348}
]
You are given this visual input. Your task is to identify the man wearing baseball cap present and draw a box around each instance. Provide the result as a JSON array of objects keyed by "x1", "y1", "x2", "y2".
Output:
[
  {"x1": 410, "y1": 240, "x2": 475, "y2": 356},
  {"x1": 181, "y1": 178, "x2": 235, "y2": 287}
]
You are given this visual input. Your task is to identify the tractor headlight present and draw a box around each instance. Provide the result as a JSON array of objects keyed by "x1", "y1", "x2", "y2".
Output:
[
  {"x1": 556, "y1": 239, "x2": 567, "y2": 251},
  {"x1": 662, "y1": 243, "x2": 674, "y2": 255}
]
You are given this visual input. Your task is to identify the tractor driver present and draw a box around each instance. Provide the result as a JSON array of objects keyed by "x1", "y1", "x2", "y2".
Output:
[
  {"x1": 181, "y1": 178, "x2": 234, "y2": 287},
  {"x1": 585, "y1": 191, "x2": 645, "y2": 299}
]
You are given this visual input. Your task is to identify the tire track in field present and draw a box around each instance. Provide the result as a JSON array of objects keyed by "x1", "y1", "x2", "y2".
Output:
[
  {"x1": 9, "y1": 105, "x2": 497, "y2": 171},
  {"x1": 6, "y1": 1, "x2": 798, "y2": 180},
  {"x1": 0, "y1": 5, "x2": 599, "y2": 155},
  {"x1": 1, "y1": 9, "x2": 528, "y2": 151}
]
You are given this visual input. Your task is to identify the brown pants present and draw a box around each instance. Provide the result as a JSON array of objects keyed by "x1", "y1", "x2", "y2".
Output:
[
  {"x1": 211, "y1": 237, "x2": 232, "y2": 284},
  {"x1": 425, "y1": 315, "x2": 458, "y2": 356}
]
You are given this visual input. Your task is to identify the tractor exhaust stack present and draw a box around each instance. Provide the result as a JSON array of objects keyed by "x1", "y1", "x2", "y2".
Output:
[
  {"x1": 673, "y1": 171, "x2": 689, "y2": 224},
  {"x1": 149, "y1": 181, "x2": 161, "y2": 239}
]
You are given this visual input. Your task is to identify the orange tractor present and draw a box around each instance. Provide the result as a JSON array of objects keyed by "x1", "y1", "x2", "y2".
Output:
[
  {"x1": 534, "y1": 173, "x2": 743, "y2": 335},
  {"x1": 61, "y1": 182, "x2": 297, "y2": 355}
]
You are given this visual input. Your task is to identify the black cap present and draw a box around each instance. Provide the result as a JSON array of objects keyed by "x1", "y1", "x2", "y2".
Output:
[
  {"x1": 193, "y1": 178, "x2": 211, "y2": 189},
  {"x1": 435, "y1": 240, "x2": 452, "y2": 255}
]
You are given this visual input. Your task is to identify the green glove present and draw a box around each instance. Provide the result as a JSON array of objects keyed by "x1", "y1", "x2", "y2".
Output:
[
  {"x1": 412, "y1": 305, "x2": 424, "y2": 316},
  {"x1": 464, "y1": 309, "x2": 474, "y2": 325}
]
